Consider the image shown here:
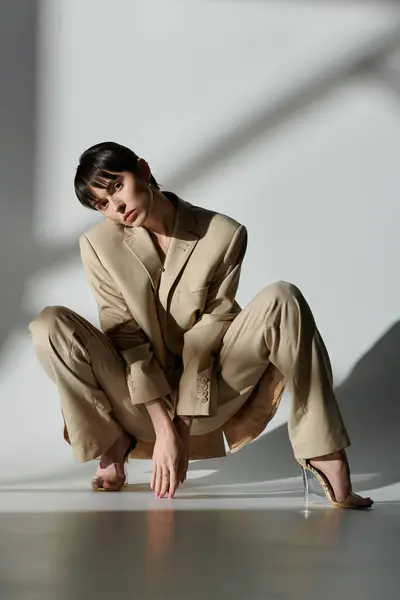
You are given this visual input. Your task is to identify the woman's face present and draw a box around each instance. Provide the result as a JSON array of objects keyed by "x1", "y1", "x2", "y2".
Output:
[{"x1": 89, "y1": 170, "x2": 153, "y2": 228}]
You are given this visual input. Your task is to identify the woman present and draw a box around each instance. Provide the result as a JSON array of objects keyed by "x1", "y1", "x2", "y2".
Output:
[{"x1": 29, "y1": 141, "x2": 373, "y2": 508}]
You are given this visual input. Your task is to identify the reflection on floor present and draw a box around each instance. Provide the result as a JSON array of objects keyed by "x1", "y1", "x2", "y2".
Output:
[{"x1": 0, "y1": 467, "x2": 399, "y2": 600}]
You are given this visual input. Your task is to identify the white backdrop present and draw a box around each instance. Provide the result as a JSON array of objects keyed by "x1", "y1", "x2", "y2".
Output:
[{"x1": 1, "y1": 0, "x2": 400, "y2": 497}]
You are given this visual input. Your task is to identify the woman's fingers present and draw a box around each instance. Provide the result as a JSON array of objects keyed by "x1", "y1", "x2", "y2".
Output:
[
  {"x1": 154, "y1": 462, "x2": 179, "y2": 499},
  {"x1": 155, "y1": 466, "x2": 163, "y2": 498},
  {"x1": 160, "y1": 467, "x2": 170, "y2": 498},
  {"x1": 169, "y1": 463, "x2": 179, "y2": 499},
  {"x1": 151, "y1": 432, "x2": 183, "y2": 498}
]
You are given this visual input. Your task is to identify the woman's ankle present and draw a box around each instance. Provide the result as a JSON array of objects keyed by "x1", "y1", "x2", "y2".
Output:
[
  {"x1": 100, "y1": 433, "x2": 130, "y2": 466},
  {"x1": 310, "y1": 450, "x2": 344, "y2": 462}
]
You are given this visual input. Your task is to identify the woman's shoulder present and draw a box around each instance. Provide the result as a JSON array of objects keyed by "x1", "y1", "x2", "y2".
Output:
[
  {"x1": 80, "y1": 215, "x2": 123, "y2": 246},
  {"x1": 183, "y1": 197, "x2": 245, "y2": 236}
]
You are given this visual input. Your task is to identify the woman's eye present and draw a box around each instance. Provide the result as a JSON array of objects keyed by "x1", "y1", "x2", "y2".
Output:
[
  {"x1": 114, "y1": 181, "x2": 123, "y2": 191},
  {"x1": 99, "y1": 201, "x2": 108, "y2": 210}
]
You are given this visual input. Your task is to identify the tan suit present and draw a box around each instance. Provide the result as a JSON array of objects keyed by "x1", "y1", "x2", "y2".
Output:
[{"x1": 29, "y1": 193, "x2": 350, "y2": 462}]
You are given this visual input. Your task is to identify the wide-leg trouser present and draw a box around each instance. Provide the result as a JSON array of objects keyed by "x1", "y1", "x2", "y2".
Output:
[{"x1": 29, "y1": 282, "x2": 350, "y2": 461}]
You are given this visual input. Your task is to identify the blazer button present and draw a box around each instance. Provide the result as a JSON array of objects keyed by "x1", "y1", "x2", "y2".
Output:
[{"x1": 198, "y1": 389, "x2": 208, "y2": 400}]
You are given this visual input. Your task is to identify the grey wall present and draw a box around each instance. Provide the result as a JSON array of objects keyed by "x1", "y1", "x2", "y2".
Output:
[{"x1": 1, "y1": 1, "x2": 400, "y2": 497}]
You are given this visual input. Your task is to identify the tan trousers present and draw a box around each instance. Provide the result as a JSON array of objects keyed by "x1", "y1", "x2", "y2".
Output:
[{"x1": 29, "y1": 281, "x2": 350, "y2": 462}]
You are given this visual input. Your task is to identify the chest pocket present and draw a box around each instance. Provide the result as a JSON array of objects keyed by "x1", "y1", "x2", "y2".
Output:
[
  {"x1": 174, "y1": 285, "x2": 209, "y2": 329},
  {"x1": 179, "y1": 285, "x2": 209, "y2": 306}
]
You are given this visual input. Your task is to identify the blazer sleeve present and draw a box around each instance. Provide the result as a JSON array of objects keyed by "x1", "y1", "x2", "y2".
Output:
[
  {"x1": 176, "y1": 224, "x2": 248, "y2": 417},
  {"x1": 79, "y1": 235, "x2": 172, "y2": 405}
]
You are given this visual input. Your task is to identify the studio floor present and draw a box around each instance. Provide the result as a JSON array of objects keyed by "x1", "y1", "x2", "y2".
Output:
[{"x1": 1, "y1": 454, "x2": 400, "y2": 600}]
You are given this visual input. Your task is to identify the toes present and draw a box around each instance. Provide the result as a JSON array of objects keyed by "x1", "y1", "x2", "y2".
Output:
[
  {"x1": 92, "y1": 477, "x2": 104, "y2": 490},
  {"x1": 92, "y1": 475, "x2": 125, "y2": 491},
  {"x1": 102, "y1": 478, "x2": 125, "y2": 491},
  {"x1": 348, "y1": 493, "x2": 374, "y2": 508},
  {"x1": 102, "y1": 482, "x2": 115, "y2": 490}
]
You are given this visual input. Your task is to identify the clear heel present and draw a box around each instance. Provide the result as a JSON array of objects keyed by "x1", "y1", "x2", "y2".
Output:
[{"x1": 301, "y1": 465, "x2": 330, "y2": 508}]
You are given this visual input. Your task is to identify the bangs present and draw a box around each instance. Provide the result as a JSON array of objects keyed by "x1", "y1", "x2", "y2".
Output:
[
  {"x1": 75, "y1": 168, "x2": 121, "y2": 209},
  {"x1": 88, "y1": 169, "x2": 120, "y2": 202}
]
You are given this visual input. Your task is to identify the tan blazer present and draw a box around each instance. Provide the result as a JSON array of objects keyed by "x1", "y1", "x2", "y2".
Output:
[{"x1": 79, "y1": 193, "x2": 249, "y2": 458}]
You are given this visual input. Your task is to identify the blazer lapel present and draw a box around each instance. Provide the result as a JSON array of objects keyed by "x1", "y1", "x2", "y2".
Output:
[
  {"x1": 123, "y1": 227, "x2": 164, "y2": 291},
  {"x1": 157, "y1": 196, "x2": 199, "y2": 310},
  {"x1": 122, "y1": 226, "x2": 166, "y2": 366}
]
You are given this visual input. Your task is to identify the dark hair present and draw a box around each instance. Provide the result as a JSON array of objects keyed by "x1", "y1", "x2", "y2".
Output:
[{"x1": 74, "y1": 141, "x2": 160, "y2": 210}]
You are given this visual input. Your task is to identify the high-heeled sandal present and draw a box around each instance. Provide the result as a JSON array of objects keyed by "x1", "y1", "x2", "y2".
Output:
[
  {"x1": 92, "y1": 438, "x2": 137, "y2": 492},
  {"x1": 297, "y1": 459, "x2": 372, "y2": 510}
]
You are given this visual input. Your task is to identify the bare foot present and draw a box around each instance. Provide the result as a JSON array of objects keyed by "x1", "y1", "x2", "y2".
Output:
[
  {"x1": 92, "y1": 434, "x2": 131, "y2": 491},
  {"x1": 309, "y1": 451, "x2": 373, "y2": 508}
]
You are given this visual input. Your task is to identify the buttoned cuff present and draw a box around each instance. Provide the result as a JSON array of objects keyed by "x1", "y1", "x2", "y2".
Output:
[{"x1": 176, "y1": 366, "x2": 217, "y2": 417}]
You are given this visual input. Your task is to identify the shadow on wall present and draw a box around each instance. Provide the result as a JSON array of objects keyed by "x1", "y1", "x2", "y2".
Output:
[
  {"x1": 191, "y1": 321, "x2": 400, "y2": 492},
  {"x1": 165, "y1": 26, "x2": 400, "y2": 192},
  {"x1": 0, "y1": 1, "x2": 79, "y2": 362},
  {"x1": 1, "y1": 0, "x2": 398, "y2": 363}
]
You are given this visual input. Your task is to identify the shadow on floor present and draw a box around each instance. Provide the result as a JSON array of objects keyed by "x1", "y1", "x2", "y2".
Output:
[{"x1": 190, "y1": 321, "x2": 400, "y2": 492}]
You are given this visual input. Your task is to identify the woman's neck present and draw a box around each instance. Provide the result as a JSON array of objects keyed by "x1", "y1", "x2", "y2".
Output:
[{"x1": 144, "y1": 188, "x2": 177, "y2": 237}]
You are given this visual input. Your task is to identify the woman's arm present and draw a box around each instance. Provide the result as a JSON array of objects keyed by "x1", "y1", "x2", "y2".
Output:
[
  {"x1": 79, "y1": 235, "x2": 172, "y2": 405},
  {"x1": 146, "y1": 398, "x2": 175, "y2": 437}
]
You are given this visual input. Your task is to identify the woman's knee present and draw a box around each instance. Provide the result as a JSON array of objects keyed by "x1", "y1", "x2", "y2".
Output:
[
  {"x1": 28, "y1": 305, "x2": 74, "y2": 344},
  {"x1": 261, "y1": 280, "x2": 304, "y2": 304}
]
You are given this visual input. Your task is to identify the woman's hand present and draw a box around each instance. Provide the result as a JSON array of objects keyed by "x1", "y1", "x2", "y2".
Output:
[
  {"x1": 145, "y1": 398, "x2": 184, "y2": 499},
  {"x1": 151, "y1": 427, "x2": 183, "y2": 499}
]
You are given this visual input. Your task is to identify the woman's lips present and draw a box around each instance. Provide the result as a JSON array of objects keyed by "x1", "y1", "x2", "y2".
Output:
[{"x1": 124, "y1": 209, "x2": 136, "y2": 223}]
